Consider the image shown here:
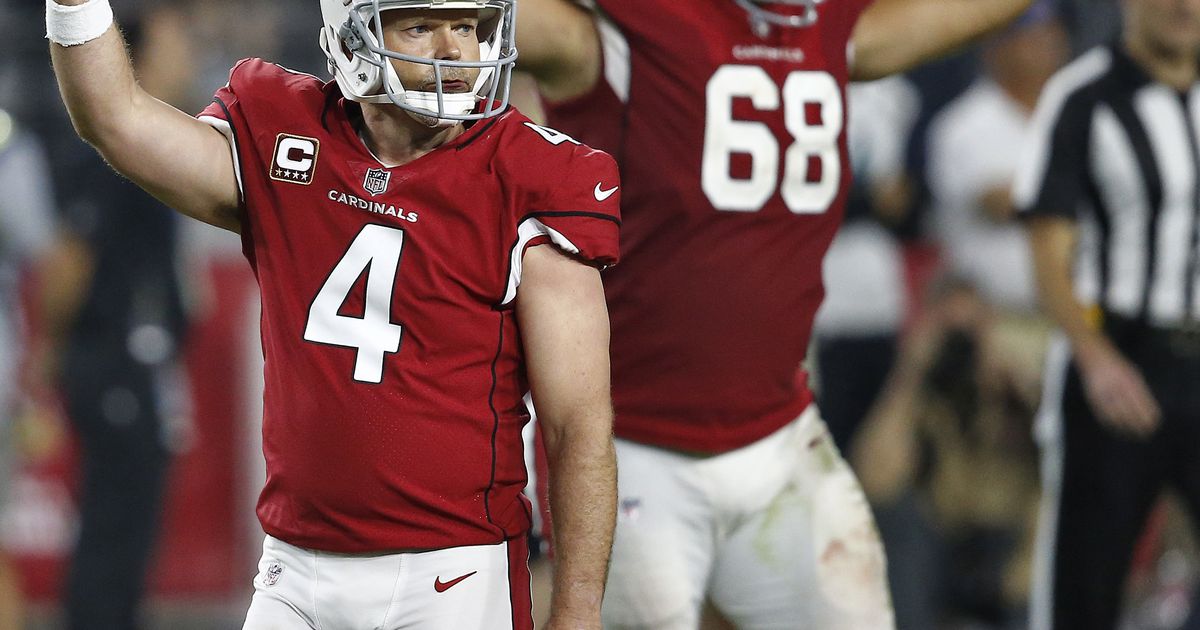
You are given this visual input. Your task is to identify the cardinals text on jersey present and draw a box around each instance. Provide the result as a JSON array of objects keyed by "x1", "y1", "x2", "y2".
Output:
[
  {"x1": 543, "y1": 0, "x2": 871, "y2": 453},
  {"x1": 198, "y1": 59, "x2": 620, "y2": 552}
]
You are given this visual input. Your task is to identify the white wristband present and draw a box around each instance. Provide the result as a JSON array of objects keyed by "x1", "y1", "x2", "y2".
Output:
[{"x1": 46, "y1": 0, "x2": 114, "y2": 47}]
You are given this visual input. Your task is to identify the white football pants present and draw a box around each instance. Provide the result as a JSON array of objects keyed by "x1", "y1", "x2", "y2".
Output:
[
  {"x1": 601, "y1": 405, "x2": 894, "y2": 629},
  {"x1": 242, "y1": 534, "x2": 533, "y2": 629}
]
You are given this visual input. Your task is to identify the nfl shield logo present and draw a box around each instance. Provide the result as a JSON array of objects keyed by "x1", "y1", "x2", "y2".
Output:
[
  {"x1": 364, "y1": 168, "x2": 391, "y2": 196},
  {"x1": 264, "y1": 561, "x2": 283, "y2": 587}
]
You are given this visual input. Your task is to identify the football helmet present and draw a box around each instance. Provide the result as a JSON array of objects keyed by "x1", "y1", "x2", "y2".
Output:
[
  {"x1": 319, "y1": 0, "x2": 517, "y2": 127},
  {"x1": 734, "y1": 0, "x2": 824, "y2": 34}
]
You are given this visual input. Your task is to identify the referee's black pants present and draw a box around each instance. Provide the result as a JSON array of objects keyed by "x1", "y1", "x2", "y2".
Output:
[
  {"x1": 62, "y1": 347, "x2": 171, "y2": 630},
  {"x1": 1041, "y1": 320, "x2": 1200, "y2": 630}
]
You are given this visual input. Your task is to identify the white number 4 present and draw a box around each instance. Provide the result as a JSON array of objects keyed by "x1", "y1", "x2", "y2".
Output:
[
  {"x1": 304, "y1": 224, "x2": 406, "y2": 384},
  {"x1": 523, "y1": 122, "x2": 581, "y2": 146}
]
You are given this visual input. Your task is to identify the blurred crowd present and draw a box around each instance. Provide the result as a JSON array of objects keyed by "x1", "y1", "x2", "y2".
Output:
[{"x1": 1, "y1": 0, "x2": 1198, "y2": 629}]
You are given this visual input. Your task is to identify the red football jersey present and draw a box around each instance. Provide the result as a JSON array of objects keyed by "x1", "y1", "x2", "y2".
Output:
[
  {"x1": 198, "y1": 59, "x2": 620, "y2": 553},
  {"x1": 544, "y1": 0, "x2": 871, "y2": 453}
]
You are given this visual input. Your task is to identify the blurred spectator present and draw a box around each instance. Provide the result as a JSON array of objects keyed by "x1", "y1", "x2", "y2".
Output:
[
  {"x1": 1015, "y1": 0, "x2": 1200, "y2": 626},
  {"x1": 853, "y1": 278, "x2": 1043, "y2": 629},
  {"x1": 36, "y1": 8, "x2": 193, "y2": 629},
  {"x1": 814, "y1": 75, "x2": 918, "y2": 452},
  {"x1": 927, "y1": 3, "x2": 1070, "y2": 314},
  {"x1": 0, "y1": 109, "x2": 57, "y2": 630}
]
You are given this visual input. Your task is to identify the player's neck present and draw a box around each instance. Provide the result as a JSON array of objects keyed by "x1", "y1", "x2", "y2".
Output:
[{"x1": 357, "y1": 102, "x2": 465, "y2": 167}]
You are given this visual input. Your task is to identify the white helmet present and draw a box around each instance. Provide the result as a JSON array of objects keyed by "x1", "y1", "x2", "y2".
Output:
[
  {"x1": 319, "y1": 0, "x2": 517, "y2": 127},
  {"x1": 733, "y1": 0, "x2": 824, "y2": 35}
]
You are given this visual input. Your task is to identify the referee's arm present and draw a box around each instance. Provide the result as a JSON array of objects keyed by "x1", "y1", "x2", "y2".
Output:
[
  {"x1": 1026, "y1": 217, "x2": 1159, "y2": 436},
  {"x1": 1015, "y1": 78, "x2": 1161, "y2": 437}
]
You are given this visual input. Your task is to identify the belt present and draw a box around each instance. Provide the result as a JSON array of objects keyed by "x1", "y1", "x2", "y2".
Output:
[
  {"x1": 1105, "y1": 314, "x2": 1200, "y2": 359},
  {"x1": 1163, "y1": 321, "x2": 1200, "y2": 356}
]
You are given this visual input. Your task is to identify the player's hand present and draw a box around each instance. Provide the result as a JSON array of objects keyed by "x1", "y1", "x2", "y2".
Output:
[{"x1": 1075, "y1": 339, "x2": 1161, "y2": 438}]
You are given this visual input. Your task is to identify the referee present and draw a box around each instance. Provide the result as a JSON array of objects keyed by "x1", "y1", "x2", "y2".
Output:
[{"x1": 1015, "y1": 1, "x2": 1200, "y2": 628}]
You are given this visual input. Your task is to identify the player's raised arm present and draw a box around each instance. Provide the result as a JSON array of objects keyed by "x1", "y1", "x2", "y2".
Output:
[
  {"x1": 48, "y1": 0, "x2": 241, "y2": 233},
  {"x1": 850, "y1": 0, "x2": 1034, "y2": 81},
  {"x1": 517, "y1": 245, "x2": 616, "y2": 630},
  {"x1": 513, "y1": 0, "x2": 602, "y2": 102}
]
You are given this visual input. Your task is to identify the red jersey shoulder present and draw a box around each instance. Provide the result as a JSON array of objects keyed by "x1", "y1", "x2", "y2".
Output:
[
  {"x1": 485, "y1": 108, "x2": 622, "y2": 271},
  {"x1": 845, "y1": 0, "x2": 874, "y2": 22},
  {"x1": 210, "y1": 58, "x2": 328, "y2": 117},
  {"x1": 835, "y1": 0, "x2": 874, "y2": 39},
  {"x1": 490, "y1": 108, "x2": 621, "y2": 216}
]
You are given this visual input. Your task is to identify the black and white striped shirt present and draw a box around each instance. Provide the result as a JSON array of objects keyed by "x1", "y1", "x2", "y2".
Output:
[{"x1": 1014, "y1": 43, "x2": 1200, "y2": 326}]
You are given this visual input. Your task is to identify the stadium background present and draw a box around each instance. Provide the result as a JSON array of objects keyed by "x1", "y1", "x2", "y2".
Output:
[{"x1": 1, "y1": 0, "x2": 1195, "y2": 628}]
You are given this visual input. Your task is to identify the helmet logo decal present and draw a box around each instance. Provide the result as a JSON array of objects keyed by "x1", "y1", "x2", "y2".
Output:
[
  {"x1": 363, "y1": 168, "x2": 391, "y2": 196},
  {"x1": 270, "y1": 134, "x2": 320, "y2": 186}
]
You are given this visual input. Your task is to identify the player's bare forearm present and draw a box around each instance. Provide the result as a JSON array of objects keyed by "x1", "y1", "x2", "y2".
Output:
[
  {"x1": 513, "y1": 0, "x2": 601, "y2": 102},
  {"x1": 49, "y1": 4, "x2": 241, "y2": 232},
  {"x1": 516, "y1": 245, "x2": 616, "y2": 626},
  {"x1": 542, "y1": 413, "x2": 616, "y2": 627},
  {"x1": 851, "y1": 0, "x2": 1034, "y2": 81}
]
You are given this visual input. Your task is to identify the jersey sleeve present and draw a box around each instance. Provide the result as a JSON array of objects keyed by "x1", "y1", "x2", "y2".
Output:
[
  {"x1": 515, "y1": 127, "x2": 621, "y2": 264},
  {"x1": 195, "y1": 58, "x2": 328, "y2": 265},
  {"x1": 497, "y1": 119, "x2": 622, "y2": 307},
  {"x1": 196, "y1": 58, "x2": 256, "y2": 202},
  {"x1": 1012, "y1": 81, "x2": 1095, "y2": 220}
]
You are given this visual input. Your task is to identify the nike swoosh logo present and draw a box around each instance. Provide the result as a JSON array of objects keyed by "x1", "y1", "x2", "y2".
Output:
[
  {"x1": 594, "y1": 183, "x2": 619, "y2": 202},
  {"x1": 434, "y1": 571, "x2": 477, "y2": 593}
]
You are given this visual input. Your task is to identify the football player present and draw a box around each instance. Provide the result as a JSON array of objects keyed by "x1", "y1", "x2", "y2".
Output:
[
  {"x1": 516, "y1": 0, "x2": 1035, "y2": 628},
  {"x1": 48, "y1": 0, "x2": 621, "y2": 628}
]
